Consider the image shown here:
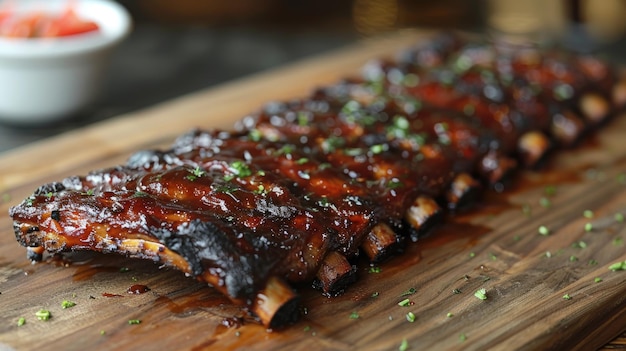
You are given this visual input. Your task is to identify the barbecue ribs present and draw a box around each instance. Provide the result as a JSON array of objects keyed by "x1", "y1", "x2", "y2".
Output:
[{"x1": 9, "y1": 32, "x2": 626, "y2": 328}]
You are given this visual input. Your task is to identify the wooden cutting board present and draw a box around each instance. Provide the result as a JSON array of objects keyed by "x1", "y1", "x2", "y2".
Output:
[{"x1": 1, "y1": 30, "x2": 626, "y2": 351}]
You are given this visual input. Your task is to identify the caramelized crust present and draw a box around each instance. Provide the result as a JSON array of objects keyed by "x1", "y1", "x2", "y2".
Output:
[{"x1": 9, "y1": 32, "x2": 625, "y2": 328}]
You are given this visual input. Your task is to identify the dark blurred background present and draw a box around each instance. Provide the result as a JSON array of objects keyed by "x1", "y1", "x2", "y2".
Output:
[{"x1": 1, "y1": 0, "x2": 626, "y2": 151}]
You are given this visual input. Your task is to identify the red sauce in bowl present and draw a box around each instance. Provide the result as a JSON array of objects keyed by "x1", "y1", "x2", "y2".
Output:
[{"x1": 0, "y1": 2, "x2": 99, "y2": 38}]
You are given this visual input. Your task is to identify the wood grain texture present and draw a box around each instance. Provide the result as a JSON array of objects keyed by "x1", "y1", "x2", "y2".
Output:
[
  {"x1": 603, "y1": 331, "x2": 626, "y2": 349},
  {"x1": 0, "y1": 30, "x2": 626, "y2": 351}
]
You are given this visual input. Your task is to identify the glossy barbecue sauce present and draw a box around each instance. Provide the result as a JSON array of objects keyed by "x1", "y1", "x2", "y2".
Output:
[
  {"x1": 10, "y1": 161, "x2": 331, "y2": 304},
  {"x1": 127, "y1": 284, "x2": 150, "y2": 294},
  {"x1": 8, "y1": 32, "x2": 619, "y2": 329}
]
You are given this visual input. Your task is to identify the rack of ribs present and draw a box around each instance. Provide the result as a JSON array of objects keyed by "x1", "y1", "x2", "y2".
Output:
[{"x1": 9, "y1": 32, "x2": 626, "y2": 329}]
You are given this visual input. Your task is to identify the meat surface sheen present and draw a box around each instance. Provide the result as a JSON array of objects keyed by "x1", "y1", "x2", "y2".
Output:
[{"x1": 8, "y1": 32, "x2": 625, "y2": 327}]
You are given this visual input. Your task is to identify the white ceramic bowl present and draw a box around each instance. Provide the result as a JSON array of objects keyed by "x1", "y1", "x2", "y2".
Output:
[{"x1": 0, "y1": 0, "x2": 131, "y2": 124}]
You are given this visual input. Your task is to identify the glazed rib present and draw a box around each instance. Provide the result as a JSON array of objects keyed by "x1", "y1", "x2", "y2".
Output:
[
  {"x1": 9, "y1": 32, "x2": 626, "y2": 328},
  {"x1": 10, "y1": 161, "x2": 329, "y2": 327}
]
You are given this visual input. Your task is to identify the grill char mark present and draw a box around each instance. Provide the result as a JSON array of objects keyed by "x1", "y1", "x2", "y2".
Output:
[{"x1": 8, "y1": 32, "x2": 626, "y2": 328}]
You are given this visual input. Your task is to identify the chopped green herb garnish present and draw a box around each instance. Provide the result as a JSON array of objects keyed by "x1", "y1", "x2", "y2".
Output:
[
  {"x1": 341, "y1": 100, "x2": 361, "y2": 114},
  {"x1": 61, "y1": 300, "x2": 76, "y2": 309},
  {"x1": 474, "y1": 288, "x2": 487, "y2": 300},
  {"x1": 538, "y1": 225, "x2": 550, "y2": 236},
  {"x1": 615, "y1": 213, "x2": 625, "y2": 223},
  {"x1": 589, "y1": 259, "x2": 598, "y2": 266},
  {"x1": 584, "y1": 222, "x2": 593, "y2": 232},
  {"x1": 82, "y1": 188, "x2": 95, "y2": 196},
  {"x1": 400, "y1": 287, "x2": 416, "y2": 297},
  {"x1": 119, "y1": 267, "x2": 130, "y2": 273},
  {"x1": 253, "y1": 184, "x2": 266, "y2": 195},
  {"x1": 398, "y1": 298, "x2": 411, "y2": 307},
  {"x1": 131, "y1": 191, "x2": 148, "y2": 199},
  {"x1": 594, "y1": 277, "x2": 603, "y2": 283},
  {"x1": 446, "y1": 312, "x2": 453, "y2": 318},
  {"x1": 321, "y1": 136, "x2": 345, "y2": 153},
  {"x1": 349, "y1": 311, "x2": 359, "y2": 319},
  {"x1": 185, "y1": 166, "x2": 205, "y2": 181},
  {"x1": 453, "y1": 55, "x2": 473, "y2": 73},
  {"x1": 572, "y1": 241, "x2": 587, "y2": 249},
  {"x1": 318, "y1": 162, "x2": 331, "y2": 170},
  {"x1": 371, "y1": 292, "x2": 380, "y2": 298},
  {"x1": 393, "y1": 115, "x2": 410, "y2": 130},
  {"x1": 296, "y1": 111, "x2": 310, "y2": 126},
  {"x1": 248, "y1": 129, "x2": 263, "y2": 142},
  {"x1": 35, "y1": 309, "x2": 51, "y2": 321},
  {"x1": 386, "y1": 115, "x2": 410, "y2": 139},
  {"x1": 100, "y1": 330, "x2": 106, "y2": 335},
  {"x1": 369, "y1": 266, "x2": 381, "y2": 274},
  {"x1": 469, "y1": 252, "x2": 476, "y2": 258},
  {"x1": 609, "y1": 261, "x2": 626, "y2": 271},
  {"x1": 295, "y1": 157, "x2": 309, "y2": 165},
  {"x1": 452, "y1": 288, "x2": 462, "y2": 295},
  {"x1": 213, "y1": 183, "x2": 239, "y2": 194},
  {"x1": 387, "y1": 179, "x2": 404, "y2": 189},
  {"x1": 224, "y1": 160, "x2": 252, "y2": 181},
  {"x1": 489, "y1": 253, "x2": 497, "y2": 261},
  {"x1": 17, "y1": 317, "x2": 25, "y2": 326},
  {"x1": 406, "y1": 133, "x2": 426, "y2": 149},
  {"x1": 545, "y1": 251, "x2": 552, "y2": 258},
  {"x1": 583, "y1": 210, "x2": 594, "y2": 218},
  {"x1": 369, "y1": 144, "x2": 387, "y2": 154},
  {"x1": 303, "y1": 325, "x2": 311, "y2": 332},
  {"x1": 317, "y1": 197, "x2": 331, "y2": 208},
  {"x1": 459, "y1": 333, "x2": 467, "y2": 342},
  {"x1": 544, "y1": 185, "x2": 557, "y2": 197},
  {"x1": 539, "y1": 197, "x2": 551, "y2": 208},
  {"x1": 128, "y1": 319, "x2": 141, "y2": 325},
  {"x1": 553, "y1": 83, "x2": 574, "y2": 100},
  {"x1": 405, "y1": 312, "x2": 416, "y2": 323},
  {"x1": 45, "y1": 192, "x2": 55, "y2": 199},
  {"x1": 399, "y1": 338, "x2": 409, "y2": 351},
  {"x1": 562, "y1": 294, "x2": 572, "y2": 300},
  {"x1": 402, "y1": 73, "x2": 420, "y2": 87},
  {"x1": 274, "y1": 144, "x2": 295, "y2": 156},
  {"x1": 570, "y1": 255, "x2": 578, "y2": 262},
  {"x1": 344, "y1": 147, "x2": 363, "y2": 156},
  {"x1": 614, "y1": 237, "x2": 624, "y2": 246}
]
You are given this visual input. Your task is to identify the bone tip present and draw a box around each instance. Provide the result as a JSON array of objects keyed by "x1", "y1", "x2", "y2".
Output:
[
  {"x1": 580, "y1": 93, "x2": 610, "y2": 124},
  {"x1": 518, "y1": 131, "x2": 551, "y2": 167},
  {"x1": 252, "y1": 276, "x2": 301, "y2": 329},
  {"x1": 447, "y1": 173, "x2": 482, "y2": 211},
  {"x1": 362, "y1": 223, "x2": 403, "y2": 263},
  {"x1": 405, "y1": 196, "x2": 443, "y2": 241},
  {"x1": 265, "y1": 295, "x2": 301, "y2": 330},
  {"x1": 315, "y1": 251, "x2": 357, "y2": 296},
  {"x1": 550, "y1": 111, "x2": 585, "y2": 147}
]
